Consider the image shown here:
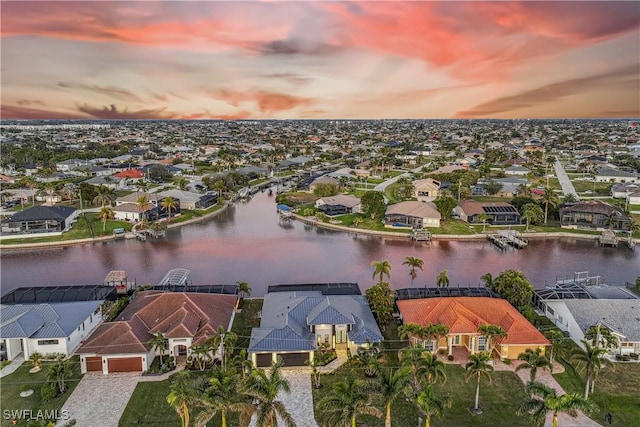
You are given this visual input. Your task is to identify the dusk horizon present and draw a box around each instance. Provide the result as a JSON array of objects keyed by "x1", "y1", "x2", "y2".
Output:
[{"x1": 2, "y1": 1, "x2": 639, "y2": 120}]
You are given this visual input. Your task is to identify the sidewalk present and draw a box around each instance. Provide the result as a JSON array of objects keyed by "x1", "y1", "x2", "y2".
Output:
[{"x1": 0, "y1": 354, "x2": 24, "y2": 378}]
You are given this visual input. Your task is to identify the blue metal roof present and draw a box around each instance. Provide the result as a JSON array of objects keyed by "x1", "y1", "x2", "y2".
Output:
[
  {"x1": 307, "y1": 303, "x2": 353, "y2": 326},
  {"x1": 0, "y1": 301, "x2": 101, "y2": 339},
  {"x1": 249, "y1": 325, "x2": 315, "y2": 352}
]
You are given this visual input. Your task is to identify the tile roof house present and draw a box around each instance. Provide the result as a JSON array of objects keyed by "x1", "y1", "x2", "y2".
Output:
[
  {"x1": 385, "y1": 201, "x2": 441, "y2": 229},
  {"x1": 77, "y1": 291, "x2": 237, "y2": 374},
  {"x1": 1, "y1": 205, "x2": 79, "y2": 234},
  {"x1": 396, "y1": 297, "x2": 549, "y2": 359},
  {"x1": 248, "y1": 291, "x2": 382, "y2": 367},
  {"x1": 0, "y1": 301, "x2": 103, "y2": 361}
]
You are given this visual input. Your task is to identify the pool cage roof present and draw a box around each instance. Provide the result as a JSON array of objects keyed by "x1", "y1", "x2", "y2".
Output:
[{"x1": 1, "y1": 285, "x2": 116, "y2": 304}]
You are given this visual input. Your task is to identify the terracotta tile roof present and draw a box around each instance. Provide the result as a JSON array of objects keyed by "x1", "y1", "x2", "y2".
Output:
[
  {"x1": 79, "y1": 292, "x2": 236, "y2": 355},
  {"x1": 397, "y1": 297, "x2": 549, "y2": 346}
]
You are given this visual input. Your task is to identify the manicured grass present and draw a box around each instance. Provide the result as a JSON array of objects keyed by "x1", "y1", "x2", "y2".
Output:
[
  {"x1": 570, "y1": 180, "x2": 612, "y2": 195},
  {"x1": 231, "y1": 298, "x2": 264, "y2": 352},
  {"x1": 0, "y1": 357, "x2": 83, "y2": 427},
  {"x1": 554, "y1": 360, "x2": 640, "y2": 427},
  {"x1": 118, "y1": 380, "x2": 180, "y2": 427},
  {"x1": 313, "y1": 360, "x2": 529, "y2": 427}
]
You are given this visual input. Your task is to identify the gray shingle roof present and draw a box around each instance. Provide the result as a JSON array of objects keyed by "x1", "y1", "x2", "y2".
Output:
[
  {"x1": 0, "y1": 301, "x2": 101, "y2": 339},
  {"x1": 2, "y1": 206, "x2": 77, "y2": 223},
  {"x1": 563, "y1": 299, "x2": 640, "y2": 341}
]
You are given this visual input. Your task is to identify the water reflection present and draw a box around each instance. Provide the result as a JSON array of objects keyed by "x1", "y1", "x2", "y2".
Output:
[{"x1": 1, "y1": 192, "x2": 638, "y2": 296}]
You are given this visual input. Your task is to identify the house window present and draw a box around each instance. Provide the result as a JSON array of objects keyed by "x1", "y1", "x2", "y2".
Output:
[
  {"x1": 37, "y1": 339, "x2": 59, "y2": 346},
  {"x1": 547, "y1": 307, "x2": 555, "y2": 316},
  {"x1": 452, "y1": 335, "x2": 460, "y2": 345},
  {"x1": 478, "y1": 336, "x2": 487, "y2": 351},
  {"x1": 422, "y1": 340, "x2": 435, "y2": 352}
]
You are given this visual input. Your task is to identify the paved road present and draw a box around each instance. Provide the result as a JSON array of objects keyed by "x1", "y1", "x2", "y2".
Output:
[{"x1": 554, "y1": 160, "x2": 580, "y2": 200}]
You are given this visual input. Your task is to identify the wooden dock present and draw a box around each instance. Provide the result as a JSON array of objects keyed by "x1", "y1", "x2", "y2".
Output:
[
  {"x1": 599, "y1": 230, "x2": 618, "y2": 247},
  {"x1": 498, "y1": 230, "x2": 528, "y2": 249},
  {"x1": 487, "y1": 233, "x2": 508, "y2": 250},
  {"x1": 411, "y1": 229, "x2": 431, "y2": 242}
]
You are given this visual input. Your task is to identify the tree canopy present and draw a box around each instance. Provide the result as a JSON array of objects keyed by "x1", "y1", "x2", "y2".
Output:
[
  {"x1": 361, "y1": 191, "x2": 386, "y2": 220},
  {"x1": 486, "y1": 269, "x2": 534, "y2": 309}
]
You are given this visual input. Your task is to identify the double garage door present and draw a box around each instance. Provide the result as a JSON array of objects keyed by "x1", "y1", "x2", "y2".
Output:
[
  {"x1": 85, "y1": 356, "x2": 142, "y2": 373},
  {"x1": 256, "y1": 352, "x2": 308, "y2": 368}
]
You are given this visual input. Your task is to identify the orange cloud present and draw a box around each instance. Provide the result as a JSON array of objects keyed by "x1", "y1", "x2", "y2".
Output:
[
  {"x1": 1, "y1": 104, "x2": 84, "y2": 120},
  {"x1": 211, "y1": 89, "x2": 314, "y2": 113},
  {"x1": 76, "y1": 103, "x2": 177, "y2": 120}
]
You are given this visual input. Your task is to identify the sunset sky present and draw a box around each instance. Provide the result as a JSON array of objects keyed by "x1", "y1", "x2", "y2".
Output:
[{"x1": 1, "y1": 1, "x2": 639, "y2": 120}]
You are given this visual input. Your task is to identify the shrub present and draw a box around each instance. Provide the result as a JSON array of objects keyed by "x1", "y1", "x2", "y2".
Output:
[
  {"x1": 40, "y1": 381, "x2": 58, "y2": 402},
  {"x1": 502, "y1": 358, "x2": 512, "y2": 365}
]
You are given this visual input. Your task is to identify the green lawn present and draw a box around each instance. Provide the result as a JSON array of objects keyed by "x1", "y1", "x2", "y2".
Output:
[
  {"x1": 554, "y1": 360, "x2": 640, "y2": 427},
  {"x1": 0, "y1": 357, "x2": 83, "y2": 427},
  {"x1": 313, "y1": 360, "x2": 529, "y2": 427},
  {"x1": 231, "y1": 298, "x2": 264, "y2": 353},
  {"x1": 118, "y1": 380, "x2": 179, "y2": 427}
]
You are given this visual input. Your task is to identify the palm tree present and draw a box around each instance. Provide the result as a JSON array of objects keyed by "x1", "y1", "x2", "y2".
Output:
[
  {"x1": 570, "y1": 340, "x2": 613, "y2": 399},
  {"x1": 135, "y1": 180, "x2": 148, "y2": 194},
  {"x1": 477, "y1": 213, "x2": 488, "y2": 233},
  {"x1": 371, "y1": 260, "x2": 392, "y2": 283},
  {"x1": 584, "y1": 323, "x2": 619, "y2": 350},
  {"x1": 435, "y1": 270, "x2": 449, "y2": 288},
  {"x1": 161, "y1": 196, "x2": 177, "y2": 224},
  {"x1": 353, "y1": 344, "x2": 381, "y2": 378},
  {"x1": 518, "y1": 382, "x2": 593, "y2": 427},
  {"x1": 377, "y1": 367, "x2": 412, "y2": 427},
  {"x1": 189, "y1": 345, "x2": 210, "y2": 371},
  {"x1": 318, "y1": 374, "x2": 382, "y2": 427},
  {"x1": 166, "y1": 371, "x2": 199, "y2": 427},
  {"x1": 398, "y1": 323, "x2": 427, "y2": 348},
  {"x1": 427, "y1": 323, "x2": 450, "y2": 354},
  {"x1": 543, "y1": 330, "x2": 567, "y2": 365},
  {"x1": 47, "y1": 357, "x2": 74, "y2": 394},
  {"x1": 522, "y1": 203, "x2": 544, "y2": 231},
  {"x1": 98, "y1": 206, "x2": 114, "y2": 234},
  {"x1": 516, "y1": 348, "x2": 553, "y2": 382},
  {"x1": 29, "y1": 352, "x2": 43, "y2": 371},
  {"x1": 477, "y1": 324, "x2": 508, "y2": 355},
  {"x1": 541, "y1": 186, "x2": 559, "y2": 224},
  {"x1": 148, "y1": 331, "x2": 168, "y2": 367},
  {"x1": 414, "y1": 384, "x2": 452, "y2": 427},
  {"x1": 420, "y1": 351, "x2": 447, "y2": 385},
  {"x1": 403, "y1": 256, "x2": 424, "y2": 287},
  {"x1": 207, "y1": 326, "x2": 238, "y2": 372},
  {"x1": 464, "y1": 352, "x2": 494, "y2": 413},
  {"x1": 480, "y1": 272, "x2": 493, "y2": 289},
  {"x1": 245, "y1": 359, "x2": 296, "y2": 427},
  {"x1": 230, "y1": 349, "x2": 254, "y2": 379},
  {"x1": 92, "y1": 185, "x2": 116, "y2": 208},
  {"x1": 196, "y1": 367, "x2": 254, "y2": 427},
  {"x1": 136, "y1": 195, "x2": 153, "y2": 221},
  {"x1": 236, "y1": 281, "x2": 252, "y2": 299}
]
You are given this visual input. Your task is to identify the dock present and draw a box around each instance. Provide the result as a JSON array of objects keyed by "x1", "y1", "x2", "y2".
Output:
[
  {"x1": 498, "y1": 230, "x2": 528, "y2": 249},
  {"x1": 411, "y1": 229, "x2": 431, "y2": 242},
  {"x1": 487, "y1": 233, "x2": 508, "y2": 250},
  {"x1": 599, "y1": 230, "x2": 618, "y2": 247}
]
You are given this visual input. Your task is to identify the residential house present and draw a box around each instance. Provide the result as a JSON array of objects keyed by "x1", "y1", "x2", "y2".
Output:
[
  {"x1": 315, "y1": 194, "x2": 361, "y2": 216},
  {"x1": 472, "y1": 177, "x2": 528, "y2": 197},
  {"x1": 1, "y1": 206, "x2": 78, "y2": 234},
  {"x1": 396, "y1": 297, "x2": 549, "y2": 359},
  {"x1": 0, "y1": 301, "x2": 103, "y2": 361},
  {"x1": 559, "y1": 200, "x2": 632, "y2": 231},
  {"x1": 504, "y1": 165, "x2": 531, "y2": 176},
  {"x1": 309, "y1": 176, "x2": 340, "y2": 193},
  {"x1": 594, "y1": 167, "x2": 639, "y2": 183},
  {"x1": 627, "y1": 190, "x2": 640, "y2": 206},
  {"x1": 248, "y1": 290, "x2": 382, "y2": 367},
  {"x1": 157, "y1": 189, "x2": 218, "y2": 211},
  {"x1": 77, "y1": 291, "x2": 237, "y2": 374},
  {"x1": 113, "y1": 192, "x2": 180, "y2": 221},
  {"x1": 540, "y1": 299, "x2": 640, "y2": 355},
  {"x1": 454, "y1": 200, "x2": 521, "y2": 225},
  {"x1": 412, "y1": 178, "x2": 440, "y2": 202},
  {"x1": 611, "y1": 183, "x2": 639, "y2": 199},
  {"x1": 385, "y1": 201, "x2": 441, "y2": 228}
]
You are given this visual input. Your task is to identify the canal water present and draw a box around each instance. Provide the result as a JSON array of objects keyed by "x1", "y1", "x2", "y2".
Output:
[{"x1": 1, "y1": 190, "x2": 638, "y2": 296}]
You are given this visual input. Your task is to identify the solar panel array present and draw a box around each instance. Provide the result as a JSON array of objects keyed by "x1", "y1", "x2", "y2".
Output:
[{"x1": 482, "y1": 205, "x2": 518, "y2": 214}]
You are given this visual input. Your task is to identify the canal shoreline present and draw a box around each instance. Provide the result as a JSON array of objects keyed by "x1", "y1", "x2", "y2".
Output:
[{"x1": 5, "y1": 201, "x2": 635, "y2": 251}]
